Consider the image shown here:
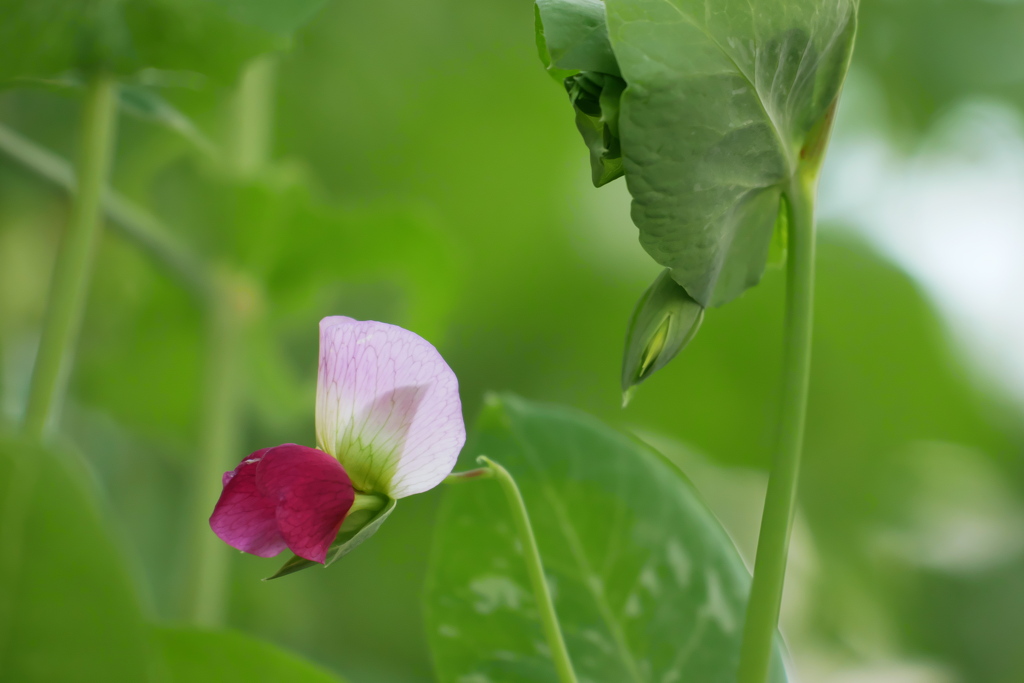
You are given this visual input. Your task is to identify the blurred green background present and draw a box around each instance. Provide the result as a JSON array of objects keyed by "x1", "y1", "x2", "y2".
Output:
[{"x1": 2, "y1": 0, "x2": 1023, "y2": 682}]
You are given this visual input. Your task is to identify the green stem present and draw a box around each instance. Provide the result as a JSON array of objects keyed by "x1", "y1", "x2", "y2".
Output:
[
  {"x1": 184, "y1": 271, "x2": 255, "y2": 626},
  {"x1": 477, "y1": 456, "x2": 578, "y2": 683},
  {"x1": 443, "y1": 467, "x2": 494, "y2": 484},
  {"x1": 22, "y1": 73, "x2": 118, "y2": 440},
  {"x1": 0, "y1": 121, "x2": 212, "y2": 299},
  {"x1": 185, "y1": 55, "x2": 275, "y2": 626},
  {"x1": 737, "y1": 173, "x2": 817, "y2": 683}
]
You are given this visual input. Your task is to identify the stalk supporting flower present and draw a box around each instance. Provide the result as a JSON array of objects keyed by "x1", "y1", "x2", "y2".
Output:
[
  {"x1": 477, "y1": 456, "x2": 578, "y2": 683},
  {"x1": 737, "y1": 173, "x2": 817, "y2": 683},
  {"x1": 210, "y1": 317, "x2": 465, "y2": 569},
  {"x1": 22, "y1": 72, "x2": 118, "y2": 440}
]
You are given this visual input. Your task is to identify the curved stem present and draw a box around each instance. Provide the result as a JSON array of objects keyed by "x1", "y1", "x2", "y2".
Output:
[
  {"x1": 737, "y1": 173, "x2": 817, "y2": 683},
  {"x1": 443, "y1": 467, "x2": 494, "y2": 484},
  {"x1": 22, "y1": 73, "x2": 118, "y2": 440},
  {"x1": 477, "y1": 456, "x2": 578, "y2": 683}
]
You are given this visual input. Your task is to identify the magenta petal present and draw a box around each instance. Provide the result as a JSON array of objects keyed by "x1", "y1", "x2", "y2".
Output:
[
  {"x1": 209, "y1": 449, "x2": 288, "y2": 558},
  {"x1": 254, "y1": 444, "x2": 355, "y2": 564}
]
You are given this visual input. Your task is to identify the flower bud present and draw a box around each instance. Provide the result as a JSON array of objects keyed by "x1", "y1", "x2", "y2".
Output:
[{"x1": 621, "y1": 269, "x2": 704, "y2": 405}]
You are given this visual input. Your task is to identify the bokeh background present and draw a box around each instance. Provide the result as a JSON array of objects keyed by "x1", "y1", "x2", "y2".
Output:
[{"x1": 2, "y1": 0, "x2": 1023, "y2": 681}]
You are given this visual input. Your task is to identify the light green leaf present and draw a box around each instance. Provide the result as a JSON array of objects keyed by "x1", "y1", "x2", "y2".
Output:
[
  {"x1": 0, "y1": 435, "x2": 152, "y2": 681},
  {"x1": 603, "y1": 0, "x2": 856, "y2": 306},
  {"x1": 156, "y1": 627, "x2": 345, "y2": 682},
  {"x1": 268, "y1": 497, "x2": 397, "y2": 580},
  {"x1": 424, "y1": 394, "x2": 786, "y2": 683}
]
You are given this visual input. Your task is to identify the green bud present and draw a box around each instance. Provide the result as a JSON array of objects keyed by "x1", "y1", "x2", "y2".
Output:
[{"x1": 621, "y1": 269, "x2": 704, "y2": 406}]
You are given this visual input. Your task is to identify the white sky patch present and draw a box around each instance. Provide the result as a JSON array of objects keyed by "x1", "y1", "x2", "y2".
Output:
[{"x1": 820, "y1": 98, "x2": 1024, "y2": 406}]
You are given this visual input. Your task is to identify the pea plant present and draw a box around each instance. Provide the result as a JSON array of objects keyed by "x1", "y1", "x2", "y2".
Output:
[{"x1": 0, "y1": 0, "x2": 855, "y2": 681}]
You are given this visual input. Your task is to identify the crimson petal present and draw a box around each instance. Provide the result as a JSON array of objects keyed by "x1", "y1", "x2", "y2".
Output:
[
  {"x1": 209, "y1": 448, "x2": 287, "y2": 558},
  {"x1": 254, "y1": 444, "x2": 356, "y2": 564}
]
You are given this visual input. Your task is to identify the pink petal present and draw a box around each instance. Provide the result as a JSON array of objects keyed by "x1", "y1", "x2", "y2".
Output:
[
  {"x1": 209, "y1": 449, "x2": 288, "y2": 558},
  {"x1": 316, "y1": 317, "x2": 466, "y2": 498},
  {"x1": 254, "y1": 444, "x2": 355, "y2": 564}
]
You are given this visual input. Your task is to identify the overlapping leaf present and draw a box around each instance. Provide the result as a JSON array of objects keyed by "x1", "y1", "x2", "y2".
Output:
[{"x1": 537, "y1": 0, "x2": 856, "y2": 306}]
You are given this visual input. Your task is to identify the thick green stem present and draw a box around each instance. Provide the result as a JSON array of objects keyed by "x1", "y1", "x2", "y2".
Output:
[
  {"x1": 737, "y1": 173, "x2": 817, "y2": 683},
  {"x1": 184, "y1": 271, "x2": 256, "y2": 626},
  {"x1": 22, "y1": 73, "x2": 118, "y2": 440},
  {"x1": 477, "y1": 456, "x2": 578, "y2": 683}
]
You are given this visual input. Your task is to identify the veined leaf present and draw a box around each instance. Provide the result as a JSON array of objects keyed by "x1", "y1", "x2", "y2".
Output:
[
  {"x1": 605, "y1": 0, "x2": 855, "y2": 306},
  {"x1": 537, "y1": 0, "x2": 856, "y2": 307},
  {"x1": 424, "y1": 394, "x2": 786, "y2": 683}
]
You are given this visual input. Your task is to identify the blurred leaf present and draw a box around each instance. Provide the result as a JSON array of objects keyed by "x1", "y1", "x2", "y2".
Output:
[
  {"x1": 156, "y1": 627, "x2": 345, "y2": 682},
  {"x1": 0, "y1": 434, "x2": 152, "y2": 681},
  {"x1": 206, "y1": 0, "x2": 330, "y2": 36},
  {"x1": 570, "y1": 0, "x2": 856, "y2": 307},
  {"x1": 425, "y1": 394, "x2": 786, "y2": 683},
  {"x1": 0, "y1": 0, "x2": 315, "y2": 83},
  {"x1": 269, "y1": 497, "x2": 397, "y2": 579},
  {"x1": 856, "y1": 0, "x2": 1024, "y2": 132},
  {"x1": 119, "y1": 85, "x2": 217, "y2": 157}
]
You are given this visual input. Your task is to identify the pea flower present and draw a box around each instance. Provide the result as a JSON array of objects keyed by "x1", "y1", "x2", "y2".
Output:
[{"x1": 210, "y1": 316, "x2": 465, "y2": 567}]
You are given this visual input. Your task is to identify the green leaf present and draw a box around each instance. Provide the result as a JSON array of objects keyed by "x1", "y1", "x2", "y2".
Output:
[
  {"x1": 566, "y1": 71, "x2": 626, "y2": 186},
  {"x1": 156, "y1": 627, "x2": 345, "y2": 682},
  {"x1": 600, "y1": 0, "x2": 855, "y2": 306},
  {"x1": 268, "y1": 497, "x2": 397, "y2": 580},
  {"x1": 535, "y1": 0, "x2": 620, "y2": 77},
  {"x1": 0, "y1": 0, "x2": 330, "y2": 83},
  {"x1": 0, "y1": 435, "x2": 153, "y2": 681},
  {"x1": 424, "y1": 394, "x2": 786, "y2": 683}
]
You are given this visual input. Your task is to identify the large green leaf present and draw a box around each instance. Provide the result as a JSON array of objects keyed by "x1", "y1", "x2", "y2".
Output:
[
  {"x1": 156, "y1": 627, "x2": 345, "y2": 682},
  {"x1": 0, "y1": 0, "x2": 328, "y2": 83},
  {"x1": 424, "y1": 394, "x2": 786, "y2": 683},
  {"x1": 537, "y1": 0, "x2": 856, "y2": 307},
  {"x1": 0, "y1": 435, "x2": 153, "y2": 681},
  {"x1": 608, "y1": 0, "x2": 856, "y2": 306}
]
